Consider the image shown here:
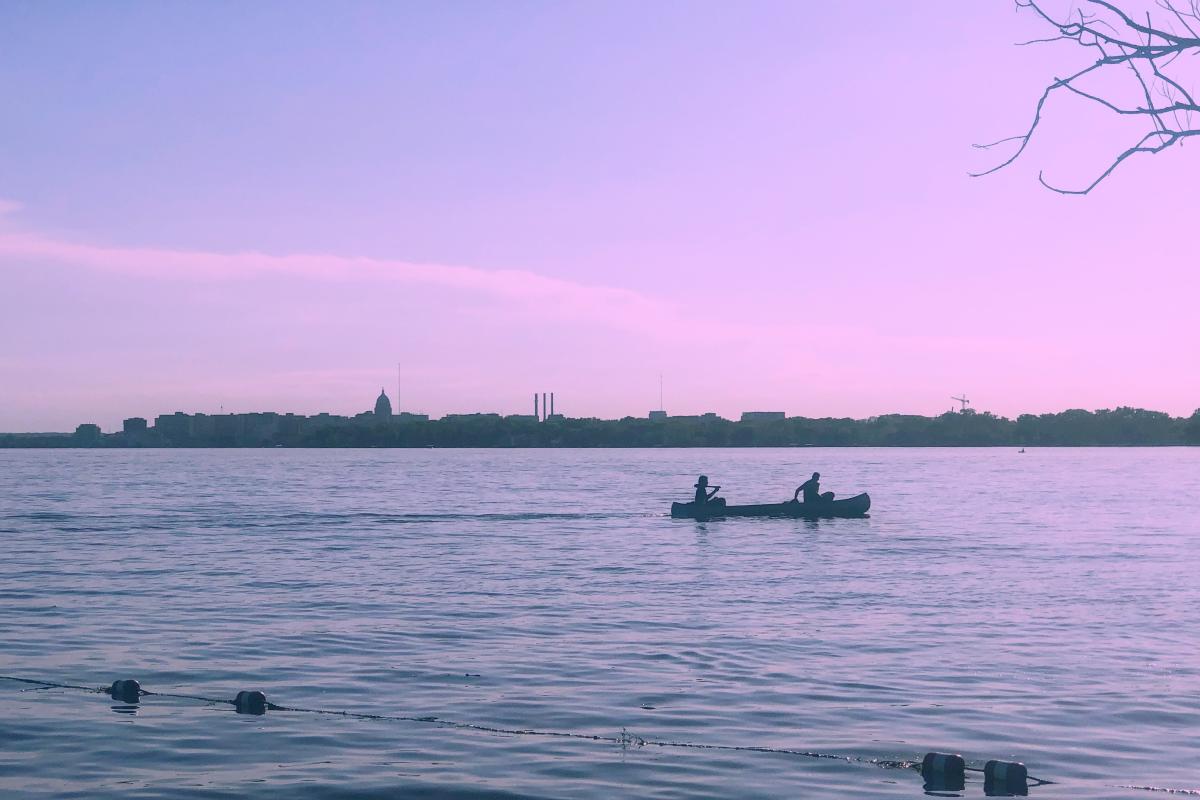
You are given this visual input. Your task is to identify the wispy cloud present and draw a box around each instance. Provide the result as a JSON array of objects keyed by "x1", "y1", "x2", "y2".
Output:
[
  {"x1": 0, "y1": 222, "x2": 867, "y2": 350},
  {"x1": 0, "y1": 226, "x2": 671, "y2": 331},
  {"x1": 0, "y1": 222, "x2": 1029, "y2": 356}
]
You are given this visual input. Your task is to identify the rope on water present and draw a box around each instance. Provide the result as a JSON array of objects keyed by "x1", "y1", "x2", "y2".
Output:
[
  {"x1": 2, "y1": 676, "x2": 103, "y2": 693},
  {"x1": 3, "y1": 673, "x2": 1060, "y2": 787}
]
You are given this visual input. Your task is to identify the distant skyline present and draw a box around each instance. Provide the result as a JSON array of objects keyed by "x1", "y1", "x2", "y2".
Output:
[{"x1": 3, "y1": 1, "x2": 1198, "y2": 432}]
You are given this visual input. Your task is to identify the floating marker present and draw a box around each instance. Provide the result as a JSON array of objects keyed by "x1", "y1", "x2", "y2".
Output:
[
  {"x1": 234, "y1": 690, "x2": 267, "y2": 715},
  {"x1": 984, "y1": 759, "x2": 1029, "y2": 796},
  {"x1": 109, "y1": 679, "x2": 141, "y2": 703},
  {"x1": 921, "y1": 752, "x2": 965, "y2": 792}
]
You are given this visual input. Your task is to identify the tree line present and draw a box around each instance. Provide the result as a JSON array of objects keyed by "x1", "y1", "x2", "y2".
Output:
[{"x1": 4, "y1": 406, "x2": 1199, "y2": 448}]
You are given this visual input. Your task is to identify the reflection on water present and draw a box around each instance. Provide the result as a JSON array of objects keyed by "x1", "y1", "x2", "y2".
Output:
[{"x1": 1, "y1": 447, "x2": 1198, "y2": 799}]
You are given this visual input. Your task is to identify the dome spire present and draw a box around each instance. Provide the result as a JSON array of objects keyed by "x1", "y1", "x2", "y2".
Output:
[{"x1": 374, "y1": 387, "x2": 393, "y2": 417}]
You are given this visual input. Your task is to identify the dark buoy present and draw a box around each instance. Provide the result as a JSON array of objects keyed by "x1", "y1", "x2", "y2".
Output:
[
  {"x1": 984, "y1": 760, "x2": 1029, "y2": 796},
  {"x1": 109, "y1": 679, "x2": 141, "y2": 703},
  {"x1": 922, "y1": 752, "x2": 965, "y2": 792},
  {"x1": 234, "y1": 690, "x2": 267, "y2": 715}
]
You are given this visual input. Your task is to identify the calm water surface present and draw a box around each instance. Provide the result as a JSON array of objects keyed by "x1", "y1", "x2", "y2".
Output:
[{"x1": 1, "y1": 448, "x2": 1197, "y2": 799}]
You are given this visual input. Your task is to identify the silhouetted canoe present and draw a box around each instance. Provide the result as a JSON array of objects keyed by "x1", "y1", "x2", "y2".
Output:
[{"x1": 670, "y1": 493, "x2": 871, "y2": 520}]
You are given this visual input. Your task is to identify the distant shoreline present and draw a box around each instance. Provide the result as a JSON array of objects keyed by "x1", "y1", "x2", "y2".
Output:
[
  {"x1": 0, "y1": 444, "x2": 1196, "y2": 450},
  {"x1": 4, "y1": 406, "x2": 1197, "y2": 448}
]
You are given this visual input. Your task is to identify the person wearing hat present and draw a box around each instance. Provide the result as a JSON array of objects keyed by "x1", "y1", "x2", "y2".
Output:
[{"x1": 694, "y1": 475, "x2": 721, "y2": 506}]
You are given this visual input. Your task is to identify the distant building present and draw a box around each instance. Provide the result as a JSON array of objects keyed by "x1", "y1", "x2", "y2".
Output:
[
  {"x1": 374, "y1": 388, "x2": 393, "y2": 417},
  {"x1": 649, "y1": 410, "x2": 667, "y2": 421},
  {"x1": 668, "y1": 413, "x2": 724, "y2": 422},
  {"x1": 238, "y1": 412, "x2": 282, "y2": 443},
  {"x1": 123, "y1": 417, "x2": 148, "y2": 433},
  {"x1": 210, "y1": 413, "x2": 247, "y2": 443},
  {"x1": 306, "y1": 412, "x2": 349, "y2": 429},
  {"x1": 740, "y1": 411, "x2": 786, "y2": 422},
  {"x1": 154, "y1": 412, "x2": 191, "y2": 441},
  {"x1": 190, "y1": 413, "x2": 215, "y2": 439},
  {"x1": 74, "y1": 423, "x2": 101, "y2": 439},
  {"x1": 278, "y1": 413, "x2": 303, "y2": 437}
]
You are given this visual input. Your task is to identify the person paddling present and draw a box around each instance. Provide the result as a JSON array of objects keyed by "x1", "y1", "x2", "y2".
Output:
[
  {"x1": 694, "y1": 475, "x2": 721, "y2": 505},
  {"x1": 793, "y1": 472, "x2": 834, "y2": 504}
]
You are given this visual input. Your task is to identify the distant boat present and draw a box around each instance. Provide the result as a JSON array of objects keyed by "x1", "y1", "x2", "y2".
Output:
[
  {"x1": 1018, "y1": 448, "x2": 1026, "y2": 453},
  {"x1": 671, "y1": 493, "x2": 871, "y2": 520}
]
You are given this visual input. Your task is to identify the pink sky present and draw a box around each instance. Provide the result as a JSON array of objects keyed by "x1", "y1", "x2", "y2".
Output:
[{"x1": 2, "y1": 1, "x2": 1197, "y2": 431}]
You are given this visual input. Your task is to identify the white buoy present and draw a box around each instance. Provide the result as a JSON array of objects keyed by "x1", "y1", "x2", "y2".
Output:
[
  {"x1": 921, "y1": 752, "x2": 965, "y2": 791},
  {"x1": 109, "y1": 679, "x2": 141, "y2": 702},
  {"x1": 234, "y1": 690, "x2": 267, "y2": 715},
  {"x1": 984, "y1": 759, "x2": 1028, "y2": 796}
]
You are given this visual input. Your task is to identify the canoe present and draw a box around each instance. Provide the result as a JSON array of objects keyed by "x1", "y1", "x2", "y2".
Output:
[{"x1": 670, "y1": 493, "x2": 871, "y2": 520}]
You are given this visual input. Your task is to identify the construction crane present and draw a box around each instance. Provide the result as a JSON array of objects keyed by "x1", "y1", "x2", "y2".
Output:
[{"x1": 951, "y1": 395, "x2": 970, "y2": 412}]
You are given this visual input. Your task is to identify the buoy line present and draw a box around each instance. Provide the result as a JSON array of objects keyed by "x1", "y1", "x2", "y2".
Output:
[
  {"x1": 0, "y1": 673, "x2": 1068, "y2": 791},
  {"x1": 1, "y1": 674, "x2": 892, "y2": 763}
]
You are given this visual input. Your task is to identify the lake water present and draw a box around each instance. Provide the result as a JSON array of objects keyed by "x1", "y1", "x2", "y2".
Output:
[{"x1": 1, "y1": 448, "x2": 1197, "y2": 799}]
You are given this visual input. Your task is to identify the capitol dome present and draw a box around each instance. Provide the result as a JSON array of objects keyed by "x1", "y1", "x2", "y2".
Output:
[{"x1": 374, "y1": 388, "x2": 393, "y2": 417}]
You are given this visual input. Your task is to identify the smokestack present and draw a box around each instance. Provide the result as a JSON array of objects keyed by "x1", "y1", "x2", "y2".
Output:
[
  {"x1": 542, "y1": 393, "x2": 547, "y2": 422},
  {"x1": 550, "y1": 392, "x2": 555, "y2": 417},
  {"x1": 534, "y1": 393, "x2": 539, "y2": 420}
]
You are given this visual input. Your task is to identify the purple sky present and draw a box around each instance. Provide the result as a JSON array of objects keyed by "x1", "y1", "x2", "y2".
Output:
[{"x1": 2, "y1": 1, "x2": 1197, "y2": 431}]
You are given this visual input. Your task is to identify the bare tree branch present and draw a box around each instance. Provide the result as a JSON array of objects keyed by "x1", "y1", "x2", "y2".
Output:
[
  {"x1": 1090, "y1": 0, "x2": 1193, "y2": 42},
  {"x1": 1037, "y1": 128, "x2": 1200, "y2": 193},
  {"x1": 976, "y1": 0, "x2": 1200, "y2": 194},
  {"x1": 1162, "y1": 0, "x2": 1200, "y2": 36},
  {"x1": 970, "y1": 59, "x2": 1113, "y2": 177}
]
